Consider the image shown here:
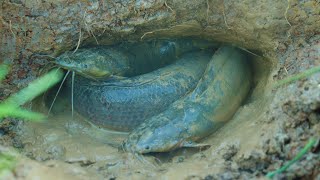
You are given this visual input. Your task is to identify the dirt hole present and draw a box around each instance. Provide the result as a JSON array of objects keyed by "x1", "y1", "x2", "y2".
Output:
[{"x1": 17, "y1": 38, "x2": 275, "y2": 178}]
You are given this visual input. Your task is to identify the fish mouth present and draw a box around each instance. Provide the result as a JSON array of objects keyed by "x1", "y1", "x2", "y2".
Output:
[
  {"x1": 53, "y1": 60, "x2": 77, "y2": 70},
  {"x1": 53, "y1": 62, "x2": 99, "y2": 80}
]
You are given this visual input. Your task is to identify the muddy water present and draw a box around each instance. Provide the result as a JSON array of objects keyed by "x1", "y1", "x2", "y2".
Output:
[{"x1": 15, "y1": 53, "x2": 274, "y2": 179}]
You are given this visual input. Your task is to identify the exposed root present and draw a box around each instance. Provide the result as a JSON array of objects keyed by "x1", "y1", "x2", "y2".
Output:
[
  {"x1": 223, "y1": 9, "x2": 230, "y2": 29},
  {"x1": 238, "y1": 47, "x2": 262, "y2": 58},
  {"x1": 73, "y1": 28, "x2": 82, "y2": 54},
  {"x1": 140, "y1": 31, "x2": 154, "y2": 40},
  {"x1": 206, "y1": 0, "x2": 210, "y2": 23},
  {"x1": 99, "y1": 27, "x2": 107, "y2": 36},
  {"x1": 9, "y1": 20, "x2": 16, "y2": 39},
  {"x1": 164, "y1": 1, "x2": 174, "y2": 12},
  {"x1": 284, "y1": 67, "x2": 288, "y2": 74},
  {"x1": 222, "y1": 0, "x2": 231, "y2": 29},
  {"x1": 90, "y1": 30, "x2": 99, "y2": 45},
  {"x1": 285, "y1": 0, "x2": 292, "y2": 27},
  {"x1": 284, "y1": 0, "x2": 292, "y2": 39},
  {"x1": 141, "y1": 23, "x2": 200, "y2": 40},
  {"x1": 286, "y1": 29, "x2": 292, "y2": 40},
  {"x1": 83, "y1": 10, "x2": 100, "y2": 45}
]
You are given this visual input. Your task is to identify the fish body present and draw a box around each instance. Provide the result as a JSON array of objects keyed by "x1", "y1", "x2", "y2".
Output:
[
  {"x1": 70, "y1": 51, "x2": 212, "y2": 131},
  {"x1": 122, "y1": 46, "x2": 252, "y2": 153},
  {"x1": 55, "y1": 39, "x2": 219, "y2": 79}
]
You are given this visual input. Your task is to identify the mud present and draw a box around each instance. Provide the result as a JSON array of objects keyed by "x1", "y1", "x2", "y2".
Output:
[{"x1": 0, "y1": 0, "x2": 320, "y2": 179}]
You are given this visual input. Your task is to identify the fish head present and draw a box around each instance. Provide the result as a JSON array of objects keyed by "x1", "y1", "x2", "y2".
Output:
[
  {"x1": 122, "y1": 120, "x2": 185, "y2": 154},
  {"x1": 55, "y1": 48, "x2": 130, "y2": 79}
]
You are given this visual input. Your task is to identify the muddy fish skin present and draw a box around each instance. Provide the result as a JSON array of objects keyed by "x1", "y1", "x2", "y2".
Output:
[
  {"x1": 70, "y1": 51, "x2": 212, "y2": 131},
  {"x1": 120, "y1": 39, "x2": 219, "y2": 76},
  {"x1": 122, "y1": 46, "x2": 252, "y2": 153},
  {"x1": 55, "y1": 47, "x2": 131, "y2": 80},
  {"x1": 55, "y1": 39, "x2": 219, "y2": 79}
]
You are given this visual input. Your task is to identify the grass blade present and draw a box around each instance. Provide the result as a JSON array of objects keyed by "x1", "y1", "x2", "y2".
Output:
[
  {"x1": 0, "y1": 104, "x2": 46, "y2": 121},
  {"x1": 266, "y1": 138, "x2": 317, "y2": 178},
  {"x1": 4, "y1": 68, "x2": 64, "y2": 107},
  {"x1": 273, "y1": 66, "x2": 320, "y2": 88}
]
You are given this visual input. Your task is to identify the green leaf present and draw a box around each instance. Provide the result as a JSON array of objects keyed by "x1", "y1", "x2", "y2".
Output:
[
  {"x1": 0, "y1": 104, "x2": 46, "y2": 121},
  {"x1": 0, "y1": 67, "x2": 64, "y2": 122},
  {"x1": 4, "y1": 68, "x2": 64, "y2": 107}
]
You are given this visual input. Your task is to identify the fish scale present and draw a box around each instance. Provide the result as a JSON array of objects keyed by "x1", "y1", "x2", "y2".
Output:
[
  {"x1": 122, "y1": 46, "x2": 252, "y2": 153},
  {"x1": 69, "y1": 51, "x2": 212, "y2": 131}
]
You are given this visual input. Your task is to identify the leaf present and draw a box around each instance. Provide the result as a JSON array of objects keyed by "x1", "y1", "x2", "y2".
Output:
[
  {"x1": 0, "y1": 104, "x2": 46, "y2": 121},
  {"x1": 0, "y1": 66, "x2": 63, "y2": 122},
  {"x1": 4, "y1": 68, "x2": 64, "y2": 107}
]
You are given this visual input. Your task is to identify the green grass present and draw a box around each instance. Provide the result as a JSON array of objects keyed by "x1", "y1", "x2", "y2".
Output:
[
  {"x1": 266, "y1": 138, "x2": 317, "y2": 178},
  {"x1": 269, "y1": 66, "x2": 320, "y2": 178},
  {"x1": 0, "y1": 64, "x2": 64, "y2": 121},
  {"x1": 0, "y1": 63, "x2": 63, "y2": 177},
  {"x1": 0, "y1": 60, "x2": 318, "y2": 177},
  {"x1": 273, "y1": 66, "x2": 320, "y2": 88}
]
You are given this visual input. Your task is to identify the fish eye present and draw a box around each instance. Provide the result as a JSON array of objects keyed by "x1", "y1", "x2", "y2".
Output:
[
  {"x1": 83, "y1": 64, "x2": 88, "y2": 68},
  {"x1": 145, "y1": 146, "x2": 150, "y2": 150}
]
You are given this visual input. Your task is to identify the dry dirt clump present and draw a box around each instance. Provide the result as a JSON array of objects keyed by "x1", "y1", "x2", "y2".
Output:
[
  {"x1": 0, "y1": 0, "x2": 320, "y2": 179},
  {"x1": 263, "y1": 36, "x2": 320, "y2": 179}
]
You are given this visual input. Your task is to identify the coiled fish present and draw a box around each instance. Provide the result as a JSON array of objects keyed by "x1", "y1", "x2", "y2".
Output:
[
  {"x1": 122, "y1": 46, "x2": 252, "y2": 153},
  {"x1": 70, "y1": 51, "x2": 211, "y2": 131},
  {"x1": 54, "y1": 39, "x2": 218, "y2": 131}
]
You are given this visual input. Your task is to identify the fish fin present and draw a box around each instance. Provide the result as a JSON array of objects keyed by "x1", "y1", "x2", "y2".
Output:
[{"x1": 181, "y1": 141, "x2": 211, "y2": 149}]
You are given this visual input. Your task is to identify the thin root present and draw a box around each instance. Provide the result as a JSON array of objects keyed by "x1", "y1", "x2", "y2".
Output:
[
  {"x1": 90, "y1": 29, "x2": 99, "y2": 45},
  {"x1": 223, "y1": 10, "x2": 230, "y2": 29},
  {"x1": 206, "y1": 0, "x2": 210, "y2": 23},
  {"x1": 284, "y1": 67, "x2": 288, "y2": 74},
  {"x1": 238, "y1": 47, "x2": 262, "y2": 58},
  {"x1": 164, "y1": 1, "x2": 174, "y2": 12},
  {"x1": 140, "y1": 31, "x2": 154, "y2": 40},
  {"x1": 222, "y1": 0, "x2": 231, "y2": 29},
  {"x1": 73, "y1": 28, "x2": 82, "y2": 54},
  {"x1": 9, "y1": 20, "x2": 16, "y2": 39},
  {"x1": 141, "y1": 24, "x2": 193, "y2": 40},
  {"x1": 285, "y1": 0, "x2": 292, "y2": 27},
  {"x1": 83, "y1": 10, "x2": 99, "y2": 45}
]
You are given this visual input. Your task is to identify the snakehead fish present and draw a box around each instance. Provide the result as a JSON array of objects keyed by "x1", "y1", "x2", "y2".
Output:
[
  {"x1": 122, "y1": 46, "x2": 252, "y2": 153},
  {"x1": 69, "y1": 51, "x2": 212, "y2": 131}
]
